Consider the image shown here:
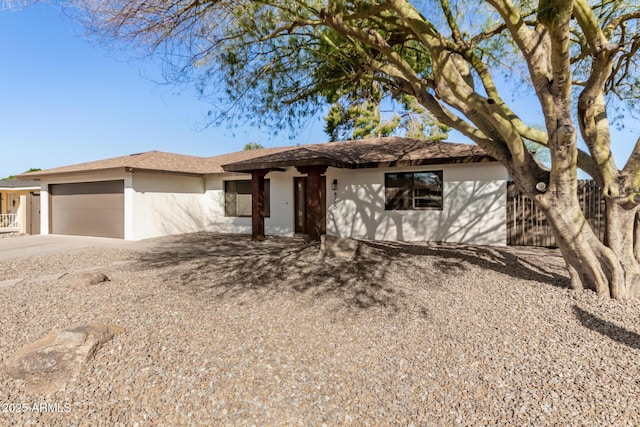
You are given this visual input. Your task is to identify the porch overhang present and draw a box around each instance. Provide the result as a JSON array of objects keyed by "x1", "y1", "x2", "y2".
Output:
[
  {"x1": 219, "y1": 138, "x2": 498, "y2": 242},
  {"x1": 221, "y1": 141, "x2": 497, "y2": 174},
  {"x1": 245, "y1": 165, "x2": 329, "y2": 242},
  {"x1": 221, "y1": 153, "x2": 350, "y2": 173},
  {"x1": 223, "y1": 167, "x2": 286, "y2": 174}
]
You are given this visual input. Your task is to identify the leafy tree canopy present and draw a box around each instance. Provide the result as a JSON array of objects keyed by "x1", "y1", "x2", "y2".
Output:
[
  {"x1": 2, "y1": 168, "x2": 41, "y2": 180},
  {"x1": 62, "y1": 0, "x2": 640, "y2": 299},
  {"x1": 324, "y1": 88, "x2": 449, "y2": 141},
  {"x1": 244, "y1": 142, "x2": 265, "y2": 150}
]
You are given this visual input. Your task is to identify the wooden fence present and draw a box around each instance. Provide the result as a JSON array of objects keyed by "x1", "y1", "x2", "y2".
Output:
[{"x1": 507, "y1": 180, "x2": 606, "y2": 247}]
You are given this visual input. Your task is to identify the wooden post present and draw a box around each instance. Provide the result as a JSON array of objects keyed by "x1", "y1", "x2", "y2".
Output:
[
  {"x1": 251, "y1": 170, "x2": 267, "y2": 241},
  {"x1": 307, "y1": 170, "x2": 321, "y2": 242},
  {"x1": 296, "y1": 165, "x2": 327, "y2": 241}
]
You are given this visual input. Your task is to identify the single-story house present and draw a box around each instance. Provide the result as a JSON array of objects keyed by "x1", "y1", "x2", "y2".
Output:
[
  {"x1": 19, "y1": 137, "x2": 508, "y2": 245},
  {"x1": 0, "y1": 179, "x2": 41, "y2": 234}
]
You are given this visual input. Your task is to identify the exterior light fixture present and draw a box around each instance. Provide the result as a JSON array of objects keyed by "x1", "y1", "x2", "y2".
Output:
[
  {"x1": 536, "y1": 182, "x2": 547, "y2": 192},
  {"x1": 331, "y1": 179, "x2": 338, "y2": 191}
]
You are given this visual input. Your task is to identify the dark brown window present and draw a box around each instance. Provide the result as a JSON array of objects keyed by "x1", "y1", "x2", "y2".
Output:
[
  {"x1": 385, "y1": 171, "x2": 443, "y2": 210},
  {"x1": 224, "y1": 180, "x2": 270, "y2": 217}
]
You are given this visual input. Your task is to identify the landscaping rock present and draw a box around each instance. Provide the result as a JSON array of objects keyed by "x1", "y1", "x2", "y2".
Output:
[
  {"x1": 70, "y1": 271, "x2": 110, "y2": 289},
  {"x1": 320, "y1": 235, "x2": 361, "y2": 259},
  {"x1": 4, "y1": 324, "x2": 124, "y2": 392}
]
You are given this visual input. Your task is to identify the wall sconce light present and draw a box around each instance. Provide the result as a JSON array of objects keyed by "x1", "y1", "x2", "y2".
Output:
[{"x1": 331, "y1": 179, "x2": 338, "y2": 191}]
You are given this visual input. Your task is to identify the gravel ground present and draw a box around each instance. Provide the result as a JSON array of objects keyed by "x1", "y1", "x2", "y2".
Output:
[{"x1": 1, "y1": 232, "x2": 640, "y2": 426}]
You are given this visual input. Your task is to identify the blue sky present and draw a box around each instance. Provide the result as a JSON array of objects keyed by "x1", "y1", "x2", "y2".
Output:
[
  {"x1": 0, "y1": 3, "x2": 327, "y2": 177},
  {"x1": 1, "y1": 3, "x2": 638, "y2": 178}
]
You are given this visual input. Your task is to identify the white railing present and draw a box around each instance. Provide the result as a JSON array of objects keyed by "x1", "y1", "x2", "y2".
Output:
[{"x1": 0, "y1": 214, "x2": 19, "y2": 230}]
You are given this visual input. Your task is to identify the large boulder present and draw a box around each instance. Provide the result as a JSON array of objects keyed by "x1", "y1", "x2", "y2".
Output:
[{"x1": 4, "y1": 324, "x2": 124, "y2": 392}]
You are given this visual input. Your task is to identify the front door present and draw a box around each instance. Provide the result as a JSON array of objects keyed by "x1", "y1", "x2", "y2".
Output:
[{"x1": 293, "y1": 176, "x2": 326, "y2": 235}]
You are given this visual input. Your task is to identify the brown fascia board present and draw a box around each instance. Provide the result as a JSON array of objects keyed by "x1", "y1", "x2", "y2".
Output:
[
  {"x1": 222, "y1": 157, "x2": 351, "y2": 172},
  {"x1": 219, "y1": 168, "x2": 287, "y2": 174},
  {"x1": 350, "y1": 154, "x2": 498, "y2": 169}
]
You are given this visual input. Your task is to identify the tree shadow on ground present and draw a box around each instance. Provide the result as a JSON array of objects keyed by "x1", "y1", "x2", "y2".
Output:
[
  {"x1": 361, "y1": 240, "x2": 570, "y2": 288},
  {"x1": 573, "y1": 305, "x2": 640, "y2": 350},
  {"x1": 132, "y1": 233, "x2": 573, "y2": 315},
  {"x1": 133, "y1": 233, "x2": 405, "y2": 313}
]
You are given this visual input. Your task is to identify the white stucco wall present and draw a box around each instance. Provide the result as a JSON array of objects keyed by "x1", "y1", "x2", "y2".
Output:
[
  {"x1": 203, "y1": 169, "x2": 298, "y2": 236},
  {"x1": 325, "y1": 162, "x2": 508, "y2": 246},
  {"x1": 42, "y1": 171, "x2": 223, "y2": 240},
  {"x1": 130, "y1": 173, "x2": 208, "y2": 240},
  {"x1": 39, "y1": 183, "x2": 49, "y2": 235},
  {"x1": 16, "y1": 194, "x2": 27, "y2": 233},
  {"x1": 37, "y1": 161, "x2": 507, "y2": 245}
]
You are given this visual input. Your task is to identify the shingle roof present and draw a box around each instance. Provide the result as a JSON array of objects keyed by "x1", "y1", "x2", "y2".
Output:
[
  {"x1": 0, "y1": 179, "x2": 41, "y2": 189},
  {"x1": 203, "y1": 146, "x2": 299, "y2": 174},
  {"x1": 19, "y1": 147, "x2": 296, "y2": 179},
  {"x1": 18, "y1": 137, "x2": 495, "y2": 179},
  {"x1": 19, "y1": 151, "x2": 216, "y2": 178},
  {"x1": 222, "y1": 137, "x2": 494, "y2": 172}
]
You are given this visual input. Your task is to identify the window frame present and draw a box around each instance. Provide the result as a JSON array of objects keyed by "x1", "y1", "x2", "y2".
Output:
[
  {"x1": 384, "y1": 170, "x2": 443, "y2": 211},
  {"x1": 224, "y1": 179, "x2": 271, "y2": 218}
]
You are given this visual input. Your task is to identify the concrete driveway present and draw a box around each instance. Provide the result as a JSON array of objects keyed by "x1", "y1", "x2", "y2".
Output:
[{"x1": 0, "y1": 234, "x2": 155, "y2": 261}]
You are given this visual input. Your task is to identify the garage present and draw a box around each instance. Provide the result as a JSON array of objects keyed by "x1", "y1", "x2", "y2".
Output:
[{"x1": 50, "y1": 180, "x2": 124, "y2": 238}]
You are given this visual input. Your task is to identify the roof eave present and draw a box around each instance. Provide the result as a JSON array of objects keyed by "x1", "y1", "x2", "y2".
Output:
[
  {"x1": 222, "y1": 158, "x2": 350, "y2": 172},
  {"x1": 350, "y1": 155, "x2": 497, "y2": 169},
  {"x1": 17, "y1": 166, "x2": 208, "y2": 180},
  {"x1": 16, "y1": 167, "x2": 128, "y2": 180},
  {"x1": 219, "y1": 167, "x2": 287, "y2": 174}
]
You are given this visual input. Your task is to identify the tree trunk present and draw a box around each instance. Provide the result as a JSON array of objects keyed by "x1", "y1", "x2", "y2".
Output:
[
  {"x1": 604, "y1": 202, "x2": 640, "y2": 299},
  {"x1": 542, "y1": 194, "x2": 640, "y2": 300}
]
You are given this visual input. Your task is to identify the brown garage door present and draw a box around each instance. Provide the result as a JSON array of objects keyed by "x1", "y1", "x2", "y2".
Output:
[{"x1": 50, "y1": 180, "x2": 124, "y2": 238}]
